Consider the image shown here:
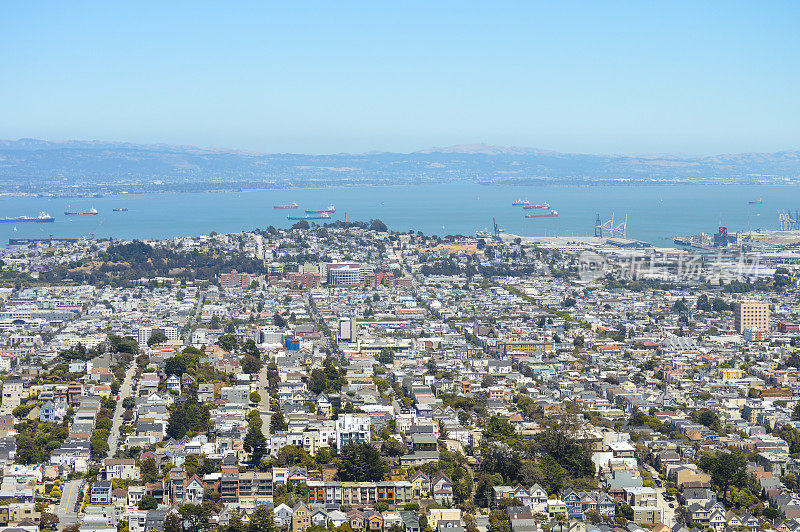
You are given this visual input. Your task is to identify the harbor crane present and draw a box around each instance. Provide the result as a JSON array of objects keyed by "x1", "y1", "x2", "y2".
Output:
[
  {"x1": 778, "y1": 210, "x2": 798, "y2": 231},
  {"x1": 492, "y1": 217, "x2": 502, "y2": 241},
  {"x1": 594, "y1": 213, "x2": 628, "y2": 238}
]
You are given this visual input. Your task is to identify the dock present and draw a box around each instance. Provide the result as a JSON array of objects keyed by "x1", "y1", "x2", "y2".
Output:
[{"x1": 9, "y1": 237, "x2": 79, "y2": 246}]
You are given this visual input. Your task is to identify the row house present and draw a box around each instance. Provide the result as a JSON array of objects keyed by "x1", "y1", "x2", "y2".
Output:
[
  {"x1": 492, "y1": 484, "x2": 548, "y2": 509},
  {"x1": 128, "y1": 509, "x2": 166, "y2": 532},
  {"x1": 103, "y1": 458, "x2": 140, "y2": 481},
  {"x1": 273, "y1": 466, "x2": 308, "y2": 486},
  {"x1": 561, "y1": 489, "x2": 616, "y2": 519},
  {"x1": 306, "y1": 480, "x2": 414, "y2": 509}
]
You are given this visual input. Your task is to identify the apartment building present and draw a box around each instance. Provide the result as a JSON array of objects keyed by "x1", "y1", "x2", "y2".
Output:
[
  {"x1": 735, "y1": 300, "x2": 770, "y2": 334},
  {"x1": 238, "y1": 471, "x2": 274, "y2": 509},
  {"x1": 335, "y1": 414, "x2": 371, "y2": 449}
]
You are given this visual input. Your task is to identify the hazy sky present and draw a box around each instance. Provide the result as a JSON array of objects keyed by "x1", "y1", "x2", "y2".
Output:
[{"x1": 2, "y1": 1, "x2": 799, "y2": 155}]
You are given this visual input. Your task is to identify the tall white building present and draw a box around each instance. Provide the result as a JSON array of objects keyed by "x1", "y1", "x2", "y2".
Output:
[
  {"x1": 338, "y1": 317, "x2": 358, "y2": 342},
  {"x1": 135, "y1": 325, "x2": 179, "y2": 345},
  {"x1": 335, "y1": 414, "x2": 371, "y2": 448},
  {"x1": 326, "y1": 263, "x2": 362, "y2": 285},
  {"x1": 257, "y1": 327, "x2": 284, "y2": 345}
]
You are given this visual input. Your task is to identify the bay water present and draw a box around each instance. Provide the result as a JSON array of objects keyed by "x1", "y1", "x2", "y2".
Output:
[{"x1": 0, "y1": 183, "x2": 795, "y2": 247}]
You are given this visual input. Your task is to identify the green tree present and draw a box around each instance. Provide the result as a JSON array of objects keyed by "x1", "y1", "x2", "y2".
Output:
[
  {"x1": 712, "y1": 297, "x2": 730, "y2": 312},
  {"x1": 270, "y1": 411, "x2": 288, "y2": 434},
  {"x1": 139, "y1": 494, "x2": 158, "y2": 510},
  {"x1": 250, "y1": 392, "x2": 262, "y2": 404},
  {"x1": 539, "y1": 455, "x2": 567, "y2": 494},
  {"x1": 316, "y1": 448, "x2": 332, "y2": 464},
  {"x1": 337, "y1": 443, "x2": 389, "y2": 481},
  {"x1": 164, "y1": 513, "x2": 182, "y2": 532},
  {"x1": 699, "y1": 450, "x2": 747, "y2": 497},
  {"x1": 15, "y1": 435, "x2": 41, "y2": 464},
  {"x1": 309, "y1": 369, "x2": 327, "y2": 395},
  {"x1": 183, "y1": 455, "x2": 200, "y2": 477},
  {"x1": 485, "y1": 416, "x2": 516, "y2": 441},
  {"x1": 109, "y1": 334, "x2": 140, "y2": 354},
  {"x1": 244, "y1": 426, "x2": 268, "y2": 465},
  {"x1": 731, "y1": 487, "x2": 757, "y2": 509},
  {"x1": 249, "y1": 505, "x2": 275, "y2": 532},
  {"x1": 381, "y1": 439, "x2": 407, "y2": 457},
  {"x1": 165, "y1": 355, "x2": 189, "y2": 376},
  {"x1": 291, "y1": 220, "x2": 310, "y2": 230},
  {"x1": 534, "y1": 414, "x2": 594, "y2": 478},
  {"x1": 273, "y1": 313, "x2": 288, "y2": 328},
  {"x1": 228, "y1": 510, "x2": 245, "y2": 532},
  {"x1": 691, "y1": 409, "x2": 721, "y2": 431},
  {"x1": 489, "y1": 509, "x2": 511, "y2": 532},
  {"x1": 40, "y1": 511, "x2": 59, "y2": 531},
  {"x1": 242, "y1": 355, "x2": 263, "y2": 375},
  {"x1": 91, "y1": 429, "x2": 110, "y2": 459},
  {"x1": 141, "y1": 457, "x2": 159, "y2": 483},
  {"x1": 243, "y1": 339, "x2": 260, "y2": 358},
  {"x1": 167, "y1": 399, "x2": 211, "y2": 439},
  {"x1": 218, "y1": 334, "x2": 238, "y2": 352},
  {"x1": 180, "y1": 503, "x2": 211, "y2": 532},
  {"x1": 377, "y1": 348, "x2": 394, "y2": 365},
  {"x1": 369, "y1": 219, "x2": 388, "y2": 233},
  {"x1": 147, "y1": 331, "x2": 168, "y2": 347},
  {"x1": 616, "y1": 502, "x2": 633, "y2": 520},
  {"x1": 696, "y1": 294, "x2": 712, "y2": 311}
]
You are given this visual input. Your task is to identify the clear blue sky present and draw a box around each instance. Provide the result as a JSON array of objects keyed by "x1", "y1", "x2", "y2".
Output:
[{"x1": 1, "y1": 1, "x2": 799, "y2": 155}]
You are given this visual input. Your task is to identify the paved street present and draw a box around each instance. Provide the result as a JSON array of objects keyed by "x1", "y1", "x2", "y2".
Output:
[
  {"x1": 645, "y1": 464, "x2": 676, "y2": 526},
  {"x1": 55, "y1": 479, "x2": 83, "y2": 529},
  {"x1": 306, "y1": 294, "x2": 337, "y2": 356},
  {"x1": 108, "y1": 364, "x2": 136, "y2": 457}
]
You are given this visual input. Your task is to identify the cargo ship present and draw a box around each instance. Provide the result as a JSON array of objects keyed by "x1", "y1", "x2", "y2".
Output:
[
  {"x1": 512, "y1": 199, "x2": 530, "y2": 206},
  {"x1": 274, "y1": 203, "x2": 299, "y2": 209},
  {"x1": 748, "y1": 198, "x2": 763, "y2": 205},
  {"x1": 523, "y1": 203, "x2": 551, "y2": 210},
  {"x1": 112, "y1": 208, "x2": 128, "y2": 212},
  {"x1": 526, "y1": 210, "x2": 558, "y2": 218},
  {"x1": 306, "y1": 205, "x2": 335, "y2": 214},
  {"x1": 64, "y1": 208, "x2": 98, "y2": 216},
  {"x1": 0, "y1": 212, "x2": 55, "y2": 223},
  {"x1": 288, "y1": 213, "x2": 331, "y2": 220}
]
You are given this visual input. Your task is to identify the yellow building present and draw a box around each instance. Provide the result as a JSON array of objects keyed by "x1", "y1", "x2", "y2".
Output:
[
  {"x1": 735, "y1": 300, "x2": 770, "y2": 334},
  {"x1": 292, "y1": 503, "x2": 310, "y2": 532},
  {"x1": 719, "y1": 368, "x2": 744, "y2": 381}
]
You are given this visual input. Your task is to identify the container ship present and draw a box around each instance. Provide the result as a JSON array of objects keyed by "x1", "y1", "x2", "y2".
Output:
[
  {"x1": 526, "y1": 210, "x2": 558, "y2": 218},
  {"x1": 112, "y1": 208, "x2": 128, "y2": 212},
  {"x1": 274, "y1": 203, "x2": 299, "y2": 209},
  {"x1": 64, "y1": 208, "x2": 98, "y2": 216},
  {"x1": 523, "y1": 203, "x2": 550, "y2": 210},
  {"x1": 288, "y1": 213, "x2": 331, "y2": 220},
  {"x1": 748, "y1": 198, "x2": 763, "y2": 205},
  {"x1": 306, "y1": 205, "x2": 336, "y2": 214},
  {"x1": 0, "y1": 212, "x2": 55, "y2": 223},
  {"x1": 512, "y1": 199, "x2": 530, "y2": 206}
]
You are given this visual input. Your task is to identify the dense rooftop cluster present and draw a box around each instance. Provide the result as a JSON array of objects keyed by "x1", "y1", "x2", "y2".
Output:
[{"x1": 0, "y1": 224, "x2": 799, "y2": 532}]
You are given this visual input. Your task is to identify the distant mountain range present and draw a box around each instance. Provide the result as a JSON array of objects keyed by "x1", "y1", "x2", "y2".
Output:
[{"x1": 1, "y1": 138, "x2": 799, "y2": 194}]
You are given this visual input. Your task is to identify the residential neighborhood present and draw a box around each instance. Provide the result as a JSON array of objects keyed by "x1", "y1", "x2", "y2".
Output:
[{"x1": 0, "y1": 222, "x2": 799, "y2": 532}]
